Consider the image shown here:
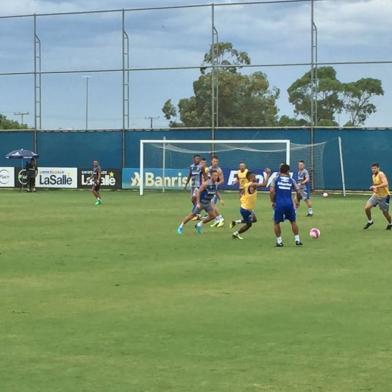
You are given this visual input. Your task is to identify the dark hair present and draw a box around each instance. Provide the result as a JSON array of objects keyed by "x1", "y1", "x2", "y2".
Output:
[
  {"x1": 280, "y1": 164, "x2": 290, "y2": 174},
  {"x1": 371, "y1": 163, "x2": 380, "y2": 168},
  {"x1": 193, "y1": 154, "x2": 201, "y2": 159},
  {"x1": 211, "y1": 155, "x2": 219, "y2": 160},
  {"x1": 201, "y1": 157, "x2": 206, "y2": 161},
  {"x1": 246, "y1": 171, "x2": 254, "y2": 180},
  {"x1": 209, "y1": 169, "x2": 218, "y2": 175},
  {"x1": 299, "y1": 160, "x2": 305, "y2": 164}
]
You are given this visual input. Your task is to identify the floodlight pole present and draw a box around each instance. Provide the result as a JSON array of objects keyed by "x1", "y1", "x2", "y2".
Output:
[
  {"x1": 213, "y1": 26, "x2": 219, "y2": 129},
  {"x1": 33, "y1": 14, "x2": 41, "y2": 153},
  {"x1": 310, "y1": 0, "x2": 318, "y2": 189},
  {"x1": 122, "y1": 9, "x2": 130, "y2": 168},
  {"x1": 83, "y1": 76, "x2": 90, "y2": 130},
  {"x1": 211, "y1": 3, "x2": 216, "y2": 147}
]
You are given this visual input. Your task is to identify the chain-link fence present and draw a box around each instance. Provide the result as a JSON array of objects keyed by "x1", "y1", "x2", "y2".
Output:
[{"x1": 0, "y1": 0, "x2": 391, "y2": 130}]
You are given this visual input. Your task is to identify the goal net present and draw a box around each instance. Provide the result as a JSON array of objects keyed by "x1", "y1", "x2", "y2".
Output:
[{"x1": 138, "y1": 138, "x2": 344, "y2": 195}]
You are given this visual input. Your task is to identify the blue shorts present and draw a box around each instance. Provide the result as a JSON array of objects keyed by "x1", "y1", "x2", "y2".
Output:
[
  {"x1": 240, "y1": 208, "x2": 254, "y2": 224},
  {"x1": 274, "y1": 204, "x2": 296, "y2": 223}
]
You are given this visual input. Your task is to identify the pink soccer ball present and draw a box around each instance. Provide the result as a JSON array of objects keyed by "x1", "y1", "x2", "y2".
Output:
[{"x1": 309, "y1": 228, "x2": 321, "y2": 239}]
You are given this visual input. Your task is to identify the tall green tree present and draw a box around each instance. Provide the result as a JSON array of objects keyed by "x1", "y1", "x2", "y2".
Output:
[
  {"x1": 342, "y1": 78, "x2": 384, "y2": 126},
  {"x1": 162, "y1": 42, "x2": 280, "y2": 127},
  {"x1": 287, "y1": 67, "x2": 384, "y2": 127},
  {"x1": 0, "y1": 114, "x2": 27, "y2": 130},
  {"x1": 287, "y1": 66, "x2": 343, "y2": 126}
]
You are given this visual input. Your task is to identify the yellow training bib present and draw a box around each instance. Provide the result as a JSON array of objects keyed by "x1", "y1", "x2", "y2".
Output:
[
  {"x1": 373, "y1": 171, "x2": 390, "y2": 198},
  {"x1": 237, "y1": 169, "x2": 249, "y2": 189},
  {"x1": 240, "y1": 183, "x2": 257, "y2": 211}
]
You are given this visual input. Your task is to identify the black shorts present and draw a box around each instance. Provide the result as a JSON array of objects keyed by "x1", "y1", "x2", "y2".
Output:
[{"x1": 92, "y1": 183, "x2": 101, "y2": 192}]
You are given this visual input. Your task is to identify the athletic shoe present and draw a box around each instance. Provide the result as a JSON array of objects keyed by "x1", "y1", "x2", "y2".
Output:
[
  {"x1": 217, "y1": 219, "x2": 225, "y2": 228},
  {"x1": 95, "y1": 200, "x2": 100, "y2": 206},
  {"x1": 363, "y1": 221, "x2": 374, "y2": 230},
  {"x1": 276, "y1": 242, "x2": 284, "y2": 247},
  {"x1": 210, "y1": 221, "x2": 219, "y2": 228},
  {"x1": 195, "y1": 224, "x2": 202, "y2": 234},
  {"x1": 295, "y1": 241, "x2": 303, "y2": 246},
  {"x1": 306, "y1": 213, "x2": 313, "y2": 217},
  {"x1": 386, "y1": 224, "x2": 392, "y2": 231},
  {"x1": 177, "y1": 226, "x2": 183, "y2": 235},
  {"x1": 230, "y1": 221, "x2": 236, "y2": 229},
  {"x1": 232, "y1": 232, "x2": 244, "y2": 240}
]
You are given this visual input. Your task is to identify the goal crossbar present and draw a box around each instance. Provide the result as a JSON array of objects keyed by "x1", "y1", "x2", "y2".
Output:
[{"x1": 139, "y1": 139, "x2": 291, "y2": 195}]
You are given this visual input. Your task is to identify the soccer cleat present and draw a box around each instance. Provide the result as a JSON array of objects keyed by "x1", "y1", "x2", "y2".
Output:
[
  {"x1": 232, "y1": 232, "x2": 244, "y2": 240},
  {"x1": 276, "y1": 242, "x2": 284, "y2": 247},
  {"x1": 177, "y1": 226, "x2": 183, "y2": 235},
  {"x1": 195, "y1": 224, "x2": 202, "y2": 234},
  {"x1": 216, "y1": 219, "x2": 225, "y2": 228},
  {"x1": 386, "y1": 224, "x2": 392, "y2": 231},
  {"x1": 306, "y1": 213, "x2": 313, "y2": 217},
  {"x1": 230, "y1": 221, "x2": 236, "y2": 229},
  {"x1": 363, "y1": 221, "x2": 374, "y2": 230},
  {"x1": 95, "y1": 200, "x2": 100, "y2": 206},
  {"x1": 295, "y1": 241, "x2": 303, "y2": 246},
  {"x1": 210, "y1": 220, "x2": 219, "y2": 228}
]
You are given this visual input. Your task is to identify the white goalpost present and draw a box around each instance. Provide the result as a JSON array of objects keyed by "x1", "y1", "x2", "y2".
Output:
[{"x1": 139, "y1": 139, "x2": 291, "y2": 196}]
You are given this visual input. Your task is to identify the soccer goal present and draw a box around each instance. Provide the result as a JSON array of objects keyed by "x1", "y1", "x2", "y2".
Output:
[{"x1": 138, "y1": 138, "x2": 346, "y2": 196}]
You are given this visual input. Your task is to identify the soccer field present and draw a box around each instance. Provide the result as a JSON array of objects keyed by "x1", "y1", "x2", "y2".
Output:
[{"x1": 1, "y1": 190, "x2": 391, "y2": 392}]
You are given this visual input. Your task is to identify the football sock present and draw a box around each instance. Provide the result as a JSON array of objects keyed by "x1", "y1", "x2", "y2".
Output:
[
  {"x1": 294, "y1": 234, "x2": 301, "y2": 242},
  {"x1": 276, "y1": 236, "x2": 283, "y2": 244}
]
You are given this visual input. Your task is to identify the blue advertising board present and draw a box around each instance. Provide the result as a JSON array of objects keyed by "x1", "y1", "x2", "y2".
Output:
[{"x1": 122, "y1": 168, "x2": 271, "y2": 190}]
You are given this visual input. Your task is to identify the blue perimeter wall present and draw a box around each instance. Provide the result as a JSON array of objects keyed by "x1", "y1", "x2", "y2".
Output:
[{"x1": 0, "y1": 128, "x2": 391, "y2": 190}]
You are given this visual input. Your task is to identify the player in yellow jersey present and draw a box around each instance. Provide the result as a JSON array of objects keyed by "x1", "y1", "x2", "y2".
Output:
[
  {"x1": 233, "y1": 162, "x2": 249, "y2": 192},
  {"x1": 230, "y1": 169, "x2": 271, "y2": 239},
  {"x1": 364, "y1": 163, "x2": 392, "y2": 230}
]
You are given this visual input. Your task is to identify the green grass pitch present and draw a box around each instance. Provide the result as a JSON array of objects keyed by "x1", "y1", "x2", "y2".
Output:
[{"x1": 1, "y1": 190, "x2": 392, "y2": 392}]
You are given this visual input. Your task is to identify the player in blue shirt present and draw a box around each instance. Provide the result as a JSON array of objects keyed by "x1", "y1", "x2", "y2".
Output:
[
  {"x1": 270, "y1": 163, "x2": 303, "y2": 247},
  {"x1": 184, "y1": 155, "x2": 204, "y2": 206},
  {"x1": 177, "y1": 170, "x2": 223, "y2": 235}
]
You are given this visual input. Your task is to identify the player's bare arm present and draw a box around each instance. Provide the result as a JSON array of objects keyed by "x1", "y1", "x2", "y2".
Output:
[
  {"x1": 216, "y1": 191, "x2": 224, "y2": 206},
  {"x1": 218, "y1": 169, "x2": 225, "y2": 186},
  {"x1": 196, "y1": 183, "x2": 206, "y2": 207},
  {"x1": 270, "y1": 186, "x2": 276, "y2": 207},
  {"x1": 184, "y1": 169, "x2": 192, "y2": 190}
]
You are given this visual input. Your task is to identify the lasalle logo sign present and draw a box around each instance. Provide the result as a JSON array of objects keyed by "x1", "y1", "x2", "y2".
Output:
[
  {"x1": 79, "y1": 169, "x2": 120, "y2": 189},
  {"x1": 36, "y1": 168, "x2": 78, "y2": 188}
]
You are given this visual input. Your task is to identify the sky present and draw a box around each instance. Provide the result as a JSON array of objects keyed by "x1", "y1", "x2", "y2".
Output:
[{"x1": 0, "y1": 0, "x2": 391, "y2": 129}]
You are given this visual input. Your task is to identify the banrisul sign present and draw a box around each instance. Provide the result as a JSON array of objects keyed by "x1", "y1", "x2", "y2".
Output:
[
  {"x1": 122, "y1": 168, "x2": 188, "y2": 189},
  {"x1": 78, "y1": 169, "x2": 120, "y2": 189},
  {"x1": 122, "y1": 167, "x2": 271, "y2": 190},
  {"x1": 36, "y1": 168, "x2": 78, "y2": 188}
]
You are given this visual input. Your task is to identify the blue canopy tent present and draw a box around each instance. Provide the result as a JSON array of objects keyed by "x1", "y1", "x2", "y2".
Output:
[{"x1": 5, "y1": 149, "x2": 39, "y2": 190}]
